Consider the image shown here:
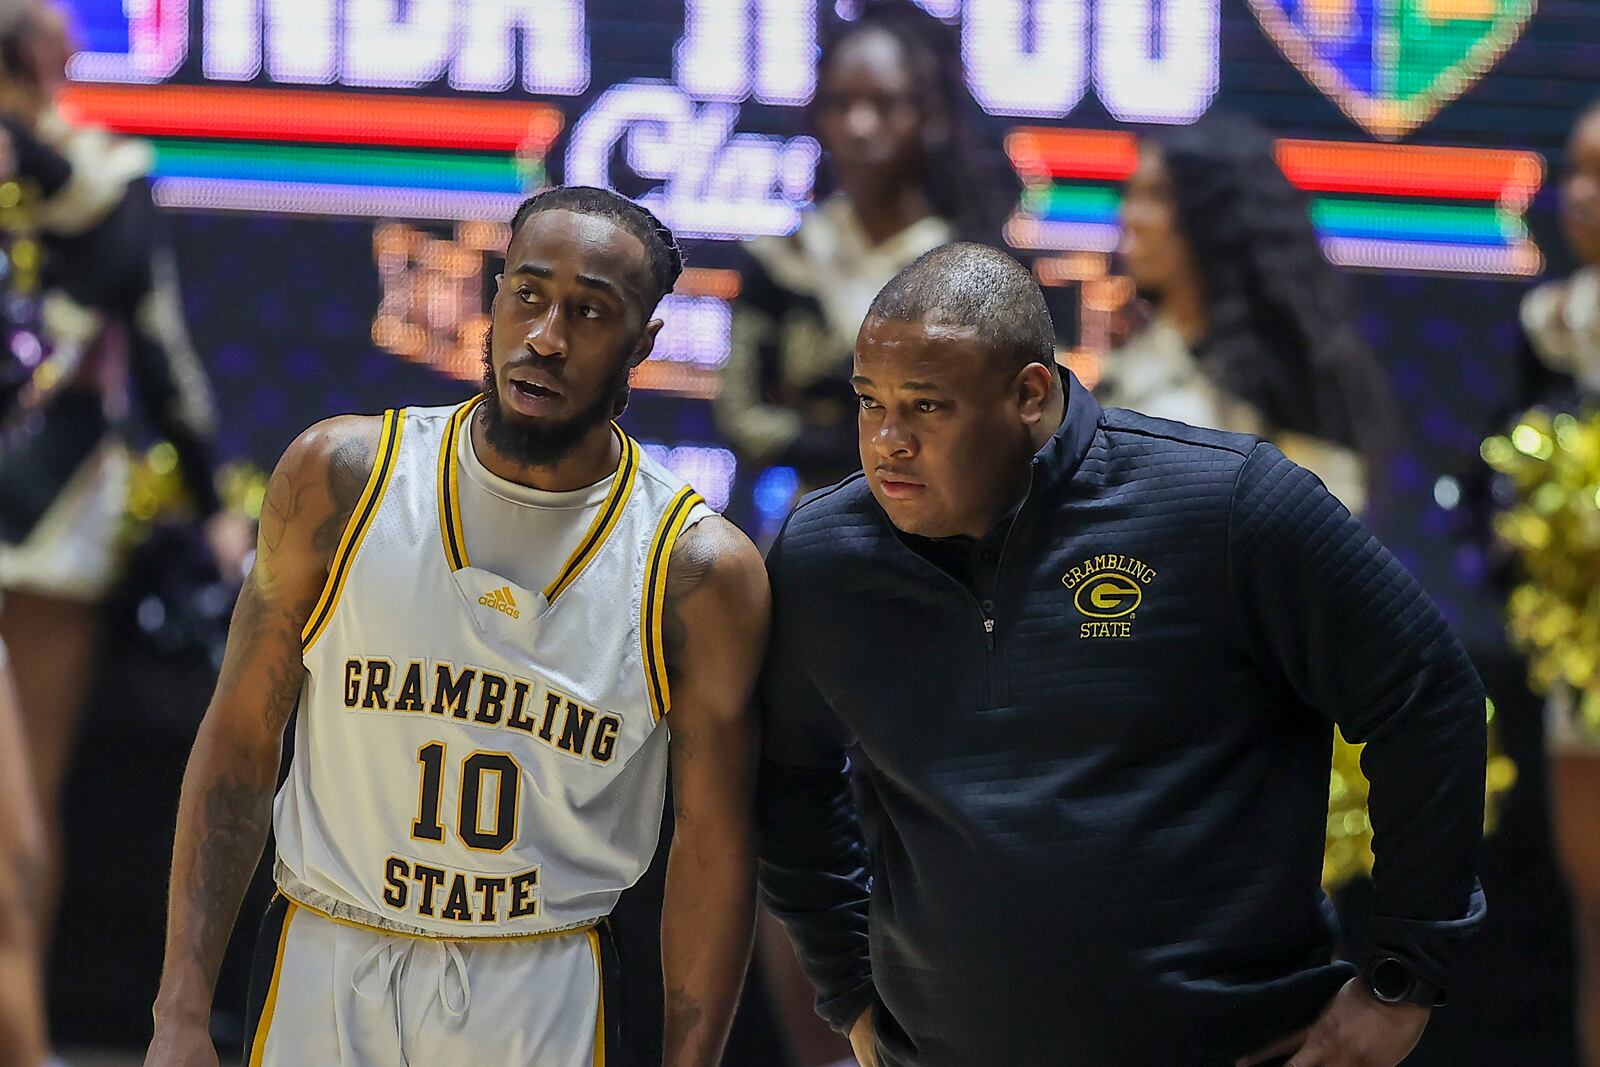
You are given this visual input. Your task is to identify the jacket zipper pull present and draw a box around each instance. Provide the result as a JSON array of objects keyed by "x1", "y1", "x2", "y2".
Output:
[{"x1": 982, "y1": 615, "x2": 995, "y2": 649}]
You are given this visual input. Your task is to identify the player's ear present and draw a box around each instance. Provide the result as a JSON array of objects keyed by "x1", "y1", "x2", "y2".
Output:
[{"x1": 630, "y1": 319, "x2": 664, "y2": 368}]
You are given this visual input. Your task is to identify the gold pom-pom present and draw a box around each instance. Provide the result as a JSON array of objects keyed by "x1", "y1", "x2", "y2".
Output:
[
  {"x1": 120, "y1": 443, "x2": 267, "y2": 552},
  {"x1": 1487, "y1": 408, "x2": 1600, "y2": 739}
]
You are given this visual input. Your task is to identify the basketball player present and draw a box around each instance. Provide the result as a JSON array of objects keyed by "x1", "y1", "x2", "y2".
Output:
[{"x1": 144, "y1": 188, "x2": 769, "y2": 1066}]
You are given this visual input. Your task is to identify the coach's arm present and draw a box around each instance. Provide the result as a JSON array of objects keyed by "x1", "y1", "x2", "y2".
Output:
[
  {"x1": 145, "y1": 416, "x2": 380, "y2": 1067},
  {"x1": 659, "y1": 515, "x2": 770, "y2": 1067},
  {"x1": 1230, "y1": 443, "x2": 1486, "y2": 1067},
  {"x1": 755, "y1": 527, "x2": 878, "y2": 1062}
]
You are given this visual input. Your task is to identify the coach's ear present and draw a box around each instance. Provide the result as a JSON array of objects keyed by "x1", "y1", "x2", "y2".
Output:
[
  {"x1": 630, "y1": 319, "x2": 664, "y2": 368},
  {"x1": 1014, "y1": 361, "x2": 1055, "y2": 426}
]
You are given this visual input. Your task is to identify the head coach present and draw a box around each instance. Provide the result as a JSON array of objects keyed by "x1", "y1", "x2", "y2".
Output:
[{"x1": 755, "y1": 243, "x2": 1487, "y2": 1067}]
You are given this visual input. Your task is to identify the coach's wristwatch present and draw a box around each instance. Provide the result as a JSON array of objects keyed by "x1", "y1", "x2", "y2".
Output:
[{"x1": 1362, "y1": 955, "x2": 1446, "y2": 1008}]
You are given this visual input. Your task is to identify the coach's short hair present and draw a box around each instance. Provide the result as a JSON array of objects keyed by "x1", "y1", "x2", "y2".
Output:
[{"x1": 867, "y1": 243, "x2": 1054, "y2": 374}]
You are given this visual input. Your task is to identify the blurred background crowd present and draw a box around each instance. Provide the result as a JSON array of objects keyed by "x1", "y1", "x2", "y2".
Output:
[{"x1": 0, "y1": 0, "x2": 1597, "y2": 1063}]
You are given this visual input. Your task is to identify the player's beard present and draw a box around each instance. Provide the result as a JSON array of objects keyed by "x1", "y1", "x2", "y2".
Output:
[{"x1": 478, "y1": 329, "x2": 635, "y2": 467}]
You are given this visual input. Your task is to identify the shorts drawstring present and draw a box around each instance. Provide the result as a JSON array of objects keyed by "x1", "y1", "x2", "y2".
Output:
[
  {"x1": 436, "y1": 939, "x2": 472, "y2": 1019},
  {"x1": 351, "y1": 937, "x2": 409, "y2": 1065},
  {"x1": 350, "y1": 935, "x2": 473, "y2": 1060}
]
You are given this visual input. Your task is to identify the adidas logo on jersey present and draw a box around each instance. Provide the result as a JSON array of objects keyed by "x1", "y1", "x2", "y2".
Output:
[{"x1": 477, "y1": 586, "x2": 520, "y2": 619}]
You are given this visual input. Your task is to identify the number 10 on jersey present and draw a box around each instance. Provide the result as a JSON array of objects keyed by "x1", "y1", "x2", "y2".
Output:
[{"x1": 412, "y1": 741, "x2": 521, "y2": 852}]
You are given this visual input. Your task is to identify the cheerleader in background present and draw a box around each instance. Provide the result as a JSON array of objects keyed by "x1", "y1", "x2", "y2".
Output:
[
  {"x1": 1520, "y1": 101, "x2": 1600, "y2": 406},
  {"x1": 712, "y1": 5, "x2": 1018, "y2": 1063},
  {"x1": 1530, "y1": 98, "x2": 1600, "y2": 1067},
  {"x1": 0, "y1": 1, "x2": 249, "y2": 1038},
  {"x1": 0, "y1": 118, "x2": 48, "y2": 1067},
  {"x1": 715, "y1": 0, "x2": 1019, "y2": 495},
  {"x1": 0, "y1": 643, "x2": 44, "y2": 1067},
  {"x1": 1103, "y1": 112, "x2": 1393, "y2": 515}
]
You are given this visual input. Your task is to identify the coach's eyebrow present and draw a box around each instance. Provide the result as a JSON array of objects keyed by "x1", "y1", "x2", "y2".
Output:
[{"x1": 851, "y1": 374, "x2": 942, "y2": 391}]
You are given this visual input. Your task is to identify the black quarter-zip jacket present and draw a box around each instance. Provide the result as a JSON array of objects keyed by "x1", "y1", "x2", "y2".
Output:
[{"x1": 756, "y1": 374, "x2": 1487, "y2": 1067}]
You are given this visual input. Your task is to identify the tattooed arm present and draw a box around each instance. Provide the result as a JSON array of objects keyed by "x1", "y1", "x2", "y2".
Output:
[
  {"x1": 145, "y1": 416, "x2": 380, "y2": 1067},
  {"x1": 659, "y1": 516, "x2": 770, "y2": 1067}
]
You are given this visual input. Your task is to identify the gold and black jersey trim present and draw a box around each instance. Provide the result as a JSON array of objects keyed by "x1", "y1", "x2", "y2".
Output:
[
  {"x1": 543, "y1": 427, "x2": 639, "y2": 604},
  {"x1": 436, "y1": 395, "x2": 482, "y2": 571},
  {"x1": 436, "y1": 400, "x2": 638, "y2": 593},
  {"x1": 300, "y1": 408, "x2": 405, "y2": 653},
  {"x1": 642, "y1": 486, "x2": 705, "y2": 723},
  {"x1": 280, "y1": 888, "x2": 596, "y2": 943},
  {"x1": 588, "y1": 927, "x2": 606, "y2": 1067}
]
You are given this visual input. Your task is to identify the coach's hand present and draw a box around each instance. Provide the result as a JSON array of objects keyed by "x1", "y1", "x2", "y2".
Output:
[
  {"x1": 849, "y1": 1003, "x2": 881, "y2": 1067},
  {"x1": 144, "y1": 1017, "x2": 220, "y2": 1067},
  {"x1": 1237, "y1": 978, "x2": 1429, "y2": 1067}
]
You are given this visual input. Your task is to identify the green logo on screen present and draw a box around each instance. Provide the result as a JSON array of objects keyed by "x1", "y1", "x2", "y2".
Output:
[{"x1": 1247, "y1": 0, "x2": 1536, "y2": 139}]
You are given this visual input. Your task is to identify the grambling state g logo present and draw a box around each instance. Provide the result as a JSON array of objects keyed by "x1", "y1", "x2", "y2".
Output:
[
  {"x1": 1063, "y1": 553, "x2": 1156, "y2": 640},
  {"x1": 1248, "y1": 0, "x2": 1536, "y2": 140},
  {"x1": 1073, "y1": 573, "x2": 1143, "y2": 619}
]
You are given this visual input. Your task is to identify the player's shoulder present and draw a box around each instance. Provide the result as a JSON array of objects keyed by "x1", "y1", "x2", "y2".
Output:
[
  {"x1": 275, "y1": 413, "x2": 386, "y2": 488},
  {"x1": 278, "y1": 400, "x2": 464, "y2": 482},
  {"x1": 630, "y1": 442, "x2": 684, "y2": 499},
  {"x1": 667, "y1": 513, "x2": 768, "y2": 613},
  {"x1": 257, "y1": 414, "x2": 392, "y2": 564},
  {"x1": 621, "y1": 441, "x2": 767, "y2": 607}
]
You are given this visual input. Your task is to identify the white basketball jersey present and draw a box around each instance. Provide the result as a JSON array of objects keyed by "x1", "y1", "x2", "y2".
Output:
[{"x1": 273, "y1": 398, "x2": 706, "y2": 938}]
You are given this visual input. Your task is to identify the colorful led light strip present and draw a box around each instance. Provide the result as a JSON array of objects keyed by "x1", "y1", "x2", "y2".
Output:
[
  {"x1": 1275, "y1": 140, "x2": 1543, "y2": 207},
  {"x1": 52, "y1": 82, "x2": 1550, "y2": 277},
  {"x1": 1007, "y1": 128, "x2": 1140, "y2": 183},
  {"x1": 1004, "y1": 127, "x2": 1545, "y2": 277},
  {"x1": 1322, "y1": 238, "x2": 1541, "y2": 278},
  {"x1": 58, "y1": 85, "x2": 564, "y2": 152},
  {"x1": 152, "y1": 140, "x2": 524, "y2": 191},
  {"x1": 152, "y1": 179, "x2": 526, "y2": 223},
  {"x1": 57, "y1": 84, "x2": 562, "y2": 220}
]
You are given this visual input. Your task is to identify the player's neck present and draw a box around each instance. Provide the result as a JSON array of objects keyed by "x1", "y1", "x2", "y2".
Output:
[{"x1": 470, "y1": 416, "x2": 622, "y2": 493}]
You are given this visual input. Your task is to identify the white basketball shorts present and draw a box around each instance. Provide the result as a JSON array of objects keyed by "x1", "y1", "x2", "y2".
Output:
[{"x1": 243, "y1": 895, "x2": 619, "y2": 1066}]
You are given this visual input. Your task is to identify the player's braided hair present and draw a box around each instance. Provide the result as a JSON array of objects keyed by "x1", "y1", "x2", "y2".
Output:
[{"x1": 510, "y1": 186, "x2": 684, "y2": 310}]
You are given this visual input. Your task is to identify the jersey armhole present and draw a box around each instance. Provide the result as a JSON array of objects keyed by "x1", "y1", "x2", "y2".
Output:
[
  {"x1": 300, "y1": 408, "x2": 406, "y2": 654},
  {"x1": 639, "y1": 486, "x2": 706, "y2": 723}
]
